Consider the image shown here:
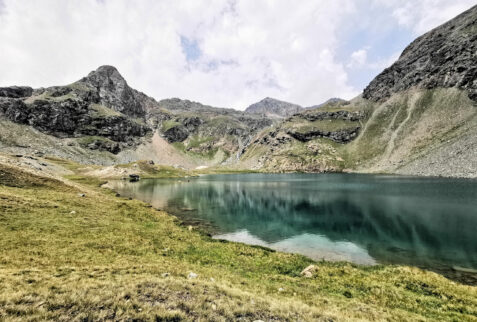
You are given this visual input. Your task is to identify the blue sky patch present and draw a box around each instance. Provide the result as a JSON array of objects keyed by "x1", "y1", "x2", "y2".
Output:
[{"x1": 180, "y1": 35, "x2": 202, "y2": 62}]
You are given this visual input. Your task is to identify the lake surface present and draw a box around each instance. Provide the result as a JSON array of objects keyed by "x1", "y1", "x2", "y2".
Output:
[{"x1": 110, "y1": 173, "x2": 477, "y2": 282}]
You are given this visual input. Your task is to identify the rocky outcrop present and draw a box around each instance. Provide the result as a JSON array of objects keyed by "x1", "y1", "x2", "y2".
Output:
[
  {"x1": 0, "y1": 86, "x2": 33, "y2": 98},
  {"x1": 181, "y1": 116, "x2": 203, "y2": 132},
  {"x1": 1, "y1": 98, "x2": 90, "y2": 136},
  {"x1": 363, "y1": 5, "x2": 477, "y2": 101},
  {"x1": 293, "y1": 110, "x2": 365, "y2": 122},
  {"x1": 82, "y1": 139, "x2": 122, "y2": 154},
  {"x1": 253, "y1": 130, "x2": 292, "y2": 146},
  {"x1": 287, "y1": 127, "x2": 360, "y2": 143},
  {"x1": 0, "y1": 97, "x2": 149, "y2": 143},
  {"x1": 81, "y1": 115, "x2": 149, "y2": 142},
  {"x1": 163, "y1": 125, "x2": 189, "y2": 143},
  {"x1": 245, "y1": 97, "x2": 303, "y2": 118}
]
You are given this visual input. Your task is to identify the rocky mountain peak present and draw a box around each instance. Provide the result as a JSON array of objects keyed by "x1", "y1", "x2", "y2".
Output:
[
  {"x1": 306, "y1": 98, "x2": 348, "y2": 110},
  {"x1": 77, "y1": 65, "x2": 145, "y2": 117},
  {"x1": 363, "y1": 5, "x2": 477, "y2": 101},
  {"x1": 261, "y1": 97, "x2": 279, "y2": 103},
  {"x1": 87, "y1": 65, "x2": 129, "y2": 86},
  {"x1": 245, "y1": 97, "x2": 303, "y2": 118}
]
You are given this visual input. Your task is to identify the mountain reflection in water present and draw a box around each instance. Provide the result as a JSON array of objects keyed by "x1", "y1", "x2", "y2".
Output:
[{"x1": 110, "y1": 173, "x2": 477, "y2": 281}]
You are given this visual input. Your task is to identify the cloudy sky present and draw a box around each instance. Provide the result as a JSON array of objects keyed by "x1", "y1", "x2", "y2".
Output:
[{"x1": 0, "y1": 0, "x2": 474, "y2": 110}]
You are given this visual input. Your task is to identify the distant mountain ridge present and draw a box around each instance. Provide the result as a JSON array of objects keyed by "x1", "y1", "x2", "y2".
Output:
[
  {"x1": 245, "y1": 97, "x2": 348, "y2": 118},
  {"x1": 244, "y1": 97, "x2": 303, "y2": 118},
  {"x1": 306, "y1": 98, "x2": 348, "y2": 110}
]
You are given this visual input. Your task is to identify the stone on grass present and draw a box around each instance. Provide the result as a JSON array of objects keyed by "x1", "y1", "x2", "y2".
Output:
[{"x1": 301, "y1": 264, "x2": 318, "y2": 278}]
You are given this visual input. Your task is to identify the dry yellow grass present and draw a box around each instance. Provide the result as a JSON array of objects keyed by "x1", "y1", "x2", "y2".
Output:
[{"x1": 0, "y1": 163, "x2": 476, "y2": 321}]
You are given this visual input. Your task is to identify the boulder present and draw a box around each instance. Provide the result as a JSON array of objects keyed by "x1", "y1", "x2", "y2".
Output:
[
  {"x1": 129, "y1": 174, "x2": 140, "y2": 182},
  {"x1": 301, "y1": 264, "x2": 318, "y2": 278}
]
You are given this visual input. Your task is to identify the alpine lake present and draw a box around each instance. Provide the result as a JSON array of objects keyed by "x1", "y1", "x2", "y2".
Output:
[{"x1": 109, "y1": 173, "x2": 477, "y2": 284}]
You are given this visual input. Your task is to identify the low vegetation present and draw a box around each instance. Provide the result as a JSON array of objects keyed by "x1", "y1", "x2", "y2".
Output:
[
  {"x1": 0, "y1": 163, "x2": 476, "y2": 321},
  {"x1": 89, "y1": 103, "x2": 122, "y2": 118},
  {"x1": 345, "y1": 88, "x2": 477, "y2": 173},
  {"x1": 161, "y1": 120, "x2": 182, "y2": 132},
  {"x1": 116, "y1": 160, "x2": 191, "y2": 179},
  {"x1": 282, "y1": 119, "x2": 358, "y2": 133}
]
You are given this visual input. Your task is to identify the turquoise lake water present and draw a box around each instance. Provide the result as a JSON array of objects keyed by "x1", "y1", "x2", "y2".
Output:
[{"x1": 110, "y1": 173, "x2": 477, "y2": 281}]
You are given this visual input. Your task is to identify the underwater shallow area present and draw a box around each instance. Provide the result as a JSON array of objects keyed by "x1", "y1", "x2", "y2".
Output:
[{"x1": 111, "y1": 173, "x2": 477, "y2": 283}]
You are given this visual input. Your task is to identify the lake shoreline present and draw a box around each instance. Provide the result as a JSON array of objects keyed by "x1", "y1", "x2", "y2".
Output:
[{"x1": 110, "y1": 173, "x2": 477, "y2": 286}]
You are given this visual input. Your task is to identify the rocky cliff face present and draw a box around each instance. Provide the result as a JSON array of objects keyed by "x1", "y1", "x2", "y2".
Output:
[
  {"x1": 363, "y1": 5, "x2": 477, "y2": 102},
  {"x1": 284, "y1": 110, "x2": 364, "y2": 144},
  {"x1": 286, "y1": 127, "x2": 360, "y2": 144},
  {"x1": 245, "y1": 97, "x2": 303, "y2": 118}
]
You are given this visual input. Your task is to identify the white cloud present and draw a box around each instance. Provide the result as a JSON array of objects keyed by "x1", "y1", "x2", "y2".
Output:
[
  {"x1": 347, "y1": 49, "x2": 368, "y2": 68},
  {"x1": 375, "y1": 0, "x2": 476, "y2": 35},
  {"x1": 0, "y1": 0, "x2": 474, "y2": 109},
  {"x1": 368, "y1": 52, "x2": 401, "y2": 70}
]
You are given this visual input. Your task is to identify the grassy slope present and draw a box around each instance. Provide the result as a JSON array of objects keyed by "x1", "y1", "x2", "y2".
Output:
[
  {"x1": 344, "y1": 88, "x2": 477, "y2": 173},
  {"x1": 0, "y1": 163, "x2": 476, "y2": 321}
]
